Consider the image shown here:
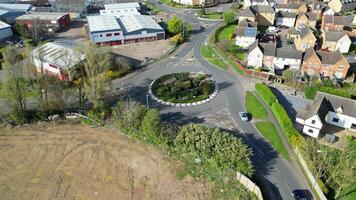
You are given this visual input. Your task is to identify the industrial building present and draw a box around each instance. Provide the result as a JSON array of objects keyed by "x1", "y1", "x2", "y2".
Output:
[
  {"x1": 0, "y1": 20, "x2": 13, "y2": 40},
  {"x1": 0, "y1": 3, "x2": 32, "y2": 23},
  {"x1": 15, "y1": 12, "x2": 70, "y2": 33}
]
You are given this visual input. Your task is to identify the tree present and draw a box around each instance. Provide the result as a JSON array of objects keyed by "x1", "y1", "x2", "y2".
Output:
[
  {"x1": 198, "y1": 6, "x2": 205, "y2": 16},
  {"x1": 112, "y1": 99, "x2": 147, "y2": 132},
  {"x1": 167, "y1": 15, "x2": 183, "y2": 35},
  {"x1": 223, "y1": 10, "x2": 236, "y2": 25},
  {"x1": 282, "y1": 69, "x2": 296, "y2": 81},
  {"x1": 2, "y1": 46, "x2": 28, "y2": 115},
  {"x1": 79, "y1": 42, "x2": 112, "y2": 109},
  {"x1": 141, "y1": 109, "x2": 162, "y2": 143}
]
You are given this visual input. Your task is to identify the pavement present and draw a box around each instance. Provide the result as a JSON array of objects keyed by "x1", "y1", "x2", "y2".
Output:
[{"x1": 0, "y1": 2, "x2": 314, "y2": 200}]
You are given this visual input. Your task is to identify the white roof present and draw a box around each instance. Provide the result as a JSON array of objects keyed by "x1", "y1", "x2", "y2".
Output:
[
  {"x1": 0, "y1": 3, "x2": 32, "y2": 11},
  {"x1": 0, "y1": 20, "x2": 10, "y2": 29},
  {"x1": 119, "y1": 15, "x2": 163, "y2": 33},
  {"x1": 100, "y1": 8, "x2": 140, "y2": 17},
  {"x1": 32, "y1": 39, "x2": 85, "y2": 71},
  {"x1": 104, "y1": 2, "x2": 140, "y2": 10},
  {"x1": 16, "y1": 12, "x2": 68, "y2": 21},
  {"x1": 87, "y1": 15, "x2": 121, "y2": 33}
]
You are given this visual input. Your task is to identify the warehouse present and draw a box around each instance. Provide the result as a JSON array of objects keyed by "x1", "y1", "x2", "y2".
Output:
[
  {"x1": 0, "y1": 3, "x2": 32, "y2": 23},
  {"x1": 87, "y1": 14, "x2": 164, "y2": 45},
  {"x1": 100, "y1": 2, "x2": 140, "y2": 17},
  {"x1": 0, "y1": 20, "x2": 13, "y2": 40},
  {"x1": 15, "y1": 12, "x2": 70, "y2": 33}
]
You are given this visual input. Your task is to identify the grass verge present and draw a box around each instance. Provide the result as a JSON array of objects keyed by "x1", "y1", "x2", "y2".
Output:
[
  {"x1": 245, "y1": 92, "x2": 268, "y2": 119},
  {"x1": 200, "y1": 44, "x2": 228, "y2": 69},
  {"x1": 200, "y1": 12, "x2": 223, "y2": 19},
  {"x1": 255, "y1": 121, "x2": 290, "y2": 160}
]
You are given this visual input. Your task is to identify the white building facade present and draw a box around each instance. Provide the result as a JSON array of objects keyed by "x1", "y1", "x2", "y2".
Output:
[{"x1": 276, "y1": 16, "x2": 296, "y2": 27}]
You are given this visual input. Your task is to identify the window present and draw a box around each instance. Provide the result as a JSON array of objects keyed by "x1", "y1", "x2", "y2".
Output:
[
  {"x1": 114, "y1": 32, "x2": 120, "y2": 36},
  {"x1": 311, "y1": 120, "x2": 316, "y2": 124},
  {"x1": 106, "y1": 33, "x2": 112, "y2": 37},
  {"x1": 100, "y1": 34, "x2": 102, "y2": 37},
  {"x1": 308, "y1": 129, "x2": 313, "y2": 133},
  {"x1": 338, "y1": 65, "x2": 344, "y2": 70},
  {"x1": 332, "y1": 117, "x2": 339, "y2": 123}
]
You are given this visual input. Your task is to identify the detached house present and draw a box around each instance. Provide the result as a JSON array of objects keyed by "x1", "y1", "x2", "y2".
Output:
[
  {"x1": 318, "y1": 51, "x2": 350, "y2": 79},
  {"x1": 235, "y1": 19, "x2": 258, "y2": 48},
  {"x1": 276, "y1": 11, "x2": 296, "y2": 27},
  {"x1": 321, "y1": 15, "x2": 345, "y2": 31},
  {"x1": 275, "y1": 3, "x2": 307, "y2": 14},
  {"x1": 251, "y1": 5, "x2": 275, "y2": 26},
  {"x1": 293, "y1": 27, "x2": 317, "y2": 52},
  {"x1": 328, "y1": 0, "x2": 356, "y2": 13},
  {"x1": 296, "y1": 92, "x2": 356, "y2": 138},
  {"x1": 321, "y1": 31, "x2": 351, "y2": 53},
  {"x1": 238, "y1": 7, "x2": 256, "y2": 22}
]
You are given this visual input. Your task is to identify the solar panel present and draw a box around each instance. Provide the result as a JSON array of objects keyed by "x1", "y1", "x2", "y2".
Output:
[{"x1": 245, "y1": 27, "x2": 257, "y2": 37}]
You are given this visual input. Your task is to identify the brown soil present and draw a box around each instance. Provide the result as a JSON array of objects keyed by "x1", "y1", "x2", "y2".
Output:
[{"x1": 0, "y1": 124, "x2": 211, "y2": 200}]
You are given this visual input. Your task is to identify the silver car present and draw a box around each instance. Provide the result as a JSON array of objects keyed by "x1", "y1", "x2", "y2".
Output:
[{"x1": 239, "y1": 112, "x2": 249, "y2": 121}]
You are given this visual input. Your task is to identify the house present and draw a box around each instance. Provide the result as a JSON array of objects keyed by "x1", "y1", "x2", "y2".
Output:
[
  {"x1": 0, "y1": 3, "x2": 32, "y2": 23},
  {"x1": 322, "y1": 6, "x2": 335, "y2": 16},
  {"x1": 100, "y1": 2, "x2": 140, "y2": 17},
  {"x1": 235, "y1": 19, "x2": 258, "y2": 48},
  {"x1": 296, "y1": 92, "x2": 356, "y2": 138},
  {"x1": 322, "y1": 30, "x2": 351, "y2": 53},
  {"x1": 274, "y1": 3, "x2": 307, "y2": 14},
  {"x1": 287, "y1": 27, "x2": 299, "y2": 39},
  {"x1": 31, "y1": 40, "x2": 85, "y2": 81},
  {"x1": 260, "y1": 42, "x2": 276, "y2": 71},
  {"x1": 275, "y1": 11, "x2": 296, "y2": 27},
  {"x1": 49, "y1": 0, "x2": 90, "y2": 15},
  {"x1": 87, "y1": 14, "x2": 165, "y2": 45},
  {"x1": 251, "y1": 5, "x2": 275, "y2": 26},
  {"x1": 328, "y1": 0, "x2": 356, "y2": 13},
  {"x1": 321, "y1": 15, "x2": 345, "y2": 31},
  {"x1": 273, "y1": 47, "x2": 302, "y2": 71},
  {"x1": 15, "y1": 12, "x2": 70, "y2": 33},
  {"x1": 0, "y1": 20, "x2": 12, "y2": 40},
  {"x1": 295, "y1": 12, "x2": 317, "y2": 28},
  {"x1": 318, "y1": 50, "x2": 350, "y2": 79},
  {"x1": 172, "y1": 0, "x2": 205, "y2": 6},
  {"x1": 275, "y1": 0, "x2": 290, "y2": 4},
  {"x1": 243, "y1": 0, "x2": 270, "y2": 8},
  {"x1": 237, "y1": 7, "x2": 256, "y2": 22},
  {"x1": 247, "y1": 41, "x2": 263, "y2": 68},
  {"x1": 293, "y1": 27, "x2": 317, "y2": 52},
  {"x1": 247, "y1": 40, "x2": 277, "y2": 71},
  {"x1": 301, "y1": 47, "x2": 322, "y2": 77},
  {"x1": 309, "y1": 1, "x2": 324, "y2": 19}
]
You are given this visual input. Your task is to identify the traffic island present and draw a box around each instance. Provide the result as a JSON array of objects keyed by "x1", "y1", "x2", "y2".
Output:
[{"x1": 148, "y1": 72, "x2": 218, "y2": 107}]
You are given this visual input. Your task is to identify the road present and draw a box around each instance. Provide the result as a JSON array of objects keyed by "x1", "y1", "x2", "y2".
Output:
[
  {"x1": 0, "y1": 2, "x2": 313, "y2": 200},
  {"x1": 111, "y1": 2, "x2": 313, "y2": 200}
]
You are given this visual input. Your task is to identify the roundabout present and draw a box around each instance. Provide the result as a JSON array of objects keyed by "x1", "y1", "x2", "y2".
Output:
[{"x1": 148, "y1": 72, "x2": 219, "y2": 107}]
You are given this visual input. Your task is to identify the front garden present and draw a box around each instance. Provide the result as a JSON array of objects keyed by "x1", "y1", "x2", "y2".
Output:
[{"x1": 151, "y1": 72, "x2": 216, "y2": 103}]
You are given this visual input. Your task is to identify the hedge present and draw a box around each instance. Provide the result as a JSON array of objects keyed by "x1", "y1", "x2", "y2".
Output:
[
  {"x1": 255, "y1": 83, "x2": 303, "y2": 147},
  {"x1": 304, "y1": 86, "x2": 352, "y2": 100}
]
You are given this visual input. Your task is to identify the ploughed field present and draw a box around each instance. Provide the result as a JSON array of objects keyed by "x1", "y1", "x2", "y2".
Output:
[{"x1": 0, "y1": 124, "x2": 211, "y2": 200}]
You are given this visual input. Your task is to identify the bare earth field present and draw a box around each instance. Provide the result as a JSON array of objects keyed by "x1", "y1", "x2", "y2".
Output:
[{"x1": 0, "y1": 124, "x2": 211, "y2": 200}]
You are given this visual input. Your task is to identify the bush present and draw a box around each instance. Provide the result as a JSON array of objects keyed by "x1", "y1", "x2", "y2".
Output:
[
  {"x1": 141, "y1": 109, "x2": 166, "y2": 144},
  {"x1": 255, "y1": 83, "x2": 277, "y2": 106},
  {"x1": 304, "y1": 85, "x2": 352, "y2": 100},
  {"x1": 170, "y1": 33, "x2": 184, "y2": 45},
  {"x1": 112, "y1": 99, "x2": 147, "y2": 132},
  {"x1": 317, "y1": 178, "x2": 329, "y2": 194}
]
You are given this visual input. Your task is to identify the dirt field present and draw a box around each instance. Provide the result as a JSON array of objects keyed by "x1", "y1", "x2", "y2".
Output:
[{"x1": 0, "y1": 124, "x2": 211, "y2": 200}]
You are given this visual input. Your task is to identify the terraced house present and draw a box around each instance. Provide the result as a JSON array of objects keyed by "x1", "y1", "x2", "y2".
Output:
[
  {"x1": 275, "y1": 11, "x2": 296, "y2": 27},
  {"x1": 274, "y1": 3, "x2": 307, "y2": 14},
  {"x1": 321, "y1": 15, "x2": 345, "y2": 31},
  {"x1": 235, "y1": 19, "x2": 258, "y2": 48}
]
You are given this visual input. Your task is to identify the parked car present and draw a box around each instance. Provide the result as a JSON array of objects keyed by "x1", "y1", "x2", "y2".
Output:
[
  {"x1": 292, "y1": 190, "x2": 310, "y2": 200},
  {"x1": 267, "y1": 26, "x2": 278, "y2": 33},
  {"x1": 239, "y1": 112, "x2": 249, "y2": 121}
]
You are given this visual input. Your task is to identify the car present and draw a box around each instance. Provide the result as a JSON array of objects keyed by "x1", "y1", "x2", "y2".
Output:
[
  {"x1": 239, "y1": 112, "x2": 249, "y2": 121},
  {"x1": 292, "y1": 190, "x2": 310, "y2": 200}
]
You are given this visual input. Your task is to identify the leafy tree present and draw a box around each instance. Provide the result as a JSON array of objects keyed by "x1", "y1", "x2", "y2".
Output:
[
  {"x1": 2, "y1": 46, "x2": 28, "y2": 115},
  {"x1": 167, "y1": 15, "x2": 183, "y2": 35},
  {"x1": 170, "y1": 33, "x2": 184, "y2": 45},
  {"x1": 282, "y1": 69, "x2": 296, "y2": 81},
  {"x1": 223, "y1": 10, "x2": 235, "y2": 25},
  {"x1": 198, "y1": 6, "x2": 205, "y2": 16},
  {"x1": 112, "y1": 99, "x2": 147, "y2": 132}
]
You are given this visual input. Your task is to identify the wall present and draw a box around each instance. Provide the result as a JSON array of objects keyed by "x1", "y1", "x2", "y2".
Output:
[
  {"x1": 247, "y1": 48, "x2": 263, "y2": 68},
  {"x1": 335, "y1": 36, "x2": 351, "y2": 53},
  {"x1": 236, "y1": 36, "x2": 255, "y2": 48},
  {"x1": 90, "y1": 30, "x2": 123, "y2": 43},
  {"x1": 236, "y1": 171, "x2": 263, "y2": 200},
  {"x1": 273, "y1": 57, "x2": 301, "y2": 70},
  {"x1": 302, "y1": 124, "x2": 321, "y2": 138},
  {"x1": 276, "y1": 17, "x2": 295, "y2": 27},
  {"x1": 326, "y1": 111, "x2": 356, "y2": 130}
]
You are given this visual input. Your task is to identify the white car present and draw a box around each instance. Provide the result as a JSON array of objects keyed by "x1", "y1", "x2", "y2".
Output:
[{"x1": 239, "y1": 112, "x2": 249, "y2": 121}]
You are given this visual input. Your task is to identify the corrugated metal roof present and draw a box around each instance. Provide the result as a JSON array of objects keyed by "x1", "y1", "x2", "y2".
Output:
[
  {"x1": 118, "y1": 14, "x2": 163, "y2": 34},
  {"x1": 104, "y1": 2, "x2": 140, "y2": 10},
  {"x1": 87, "y1": 15, "x2": 121, "y2": 33},
  {"x1": 0, "y1": 20, "x2": 10, "y2": 29},
  {"x1": 0, "y1": 3, "x2": 32, "y2": 11},
  {"x1": 16, "y1": 12, "x2": 68, "y2": 21}
]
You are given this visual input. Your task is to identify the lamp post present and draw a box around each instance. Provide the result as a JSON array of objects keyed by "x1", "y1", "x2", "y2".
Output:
[
  {"x1": 313, "y1": 150, "x2": 327, "y2": 188},
  {"x1": 146, "y1": 94, "x2": 149, "y2": 108}
]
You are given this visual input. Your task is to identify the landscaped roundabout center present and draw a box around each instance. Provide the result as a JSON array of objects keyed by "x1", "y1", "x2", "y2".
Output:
[{"x1": 149, "y1": 72, "x2": 219, "y2": 107}]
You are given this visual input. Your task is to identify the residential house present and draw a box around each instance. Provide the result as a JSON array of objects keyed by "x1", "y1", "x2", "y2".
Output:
[
  {"x1": 251, "y1": 5, "x2": 275, "y2": 26},
  {"x1": 328, "y1": 0, "x2": 356, "y2": 13},
  {"x1": 243, "y1": 0, "x2": 270, "y2": 8},
  {"x1": 287, "y1": 27, "x2": 299, "y2": 39},
  {"x1": 301, "y1": 47, "x2": 322, "y2": 77},
  {"x1": 274, "y1": 3, "x2": 307, "y2": 14},
  {"x1": 235, "y1": 19, "x2": 258, "y2": 48},
  {"x1": 275, "y1": 0, "x2": 290, "y2": 4},
  {"x1": 296, "y1": 92, "x2": 356, "y2": 138},
  {"x1": 322, "y1": 6, "x2": 335, "y2": 16},
  {"x1": 15, "y1": 12, "x2": 70, "y2": 33},
  {"x1": 321, "y1": 15, "x2": 345, "y2": 31},
  {"x1": 275, "y1": 11, "x2": 296, "y2": 27},
  {"x1": 322, "y1": 30, "x2": 351, "y2": 53},
  {"x1": 318, "y1": 50, "x2": 350, "y2": 79},
  {"x1": 294, "y1": 12, "x2": 317, "y2": 28},
  {"x1": 172, "y1": 0, "x2": 205, "y2": 6},
  {"x1": 247, "y1": 41, "x2": 263, "y2": 68},
  {"x1": 273, "y1": 47, "x2": 302, "y2": 71},
  {"x1": 0, "y1": 20, "x2": 12, "y2": 40},
  {"x1": 309, "y1": 1, "x2": 324, "y2": 19},
  {"x1": 293, "y1": 27, "x2": 317, "y2": 52},
  {"x1": 237, "y1": 6, "x2": 256, "y2": 22},
  {"x1": 31, "y1": 40, "x2": 85, "y2": 81},
  {"x1": 260, "y1": 42, "x2": 276, "y2": 71}
]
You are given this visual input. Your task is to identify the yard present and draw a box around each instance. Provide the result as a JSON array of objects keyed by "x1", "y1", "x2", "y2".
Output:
[
  {"x1": 0, "y1": 124, "x2": 212, "y2": 200},
  {"x1": 255, "y1": 121, "x2": 290, "y2": 160},
  {"x1": 245, "y1": 92, "x2": 268, "y2": 119}
]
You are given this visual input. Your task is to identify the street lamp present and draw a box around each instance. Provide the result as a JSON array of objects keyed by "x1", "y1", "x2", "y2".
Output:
[
  {"x1": 146, "y1": 94, "x2": 149, "y2": 108},
  {"x1": 313, "y1": 150, "x2": 327, "y2": 188}
]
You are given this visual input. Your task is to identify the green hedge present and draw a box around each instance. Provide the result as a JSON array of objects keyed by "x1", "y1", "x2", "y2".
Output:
[
  {"x1": 305, "y1": 86, "x2": 352, "y2": 100},
  {"x1": 255, "y1": 83, "x2": 303, "y2": 147}
]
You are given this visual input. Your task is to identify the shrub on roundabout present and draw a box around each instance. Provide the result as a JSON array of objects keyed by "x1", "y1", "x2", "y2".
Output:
[{"x1": 151, "y1": 72, "x2": 215, "y2": 103}]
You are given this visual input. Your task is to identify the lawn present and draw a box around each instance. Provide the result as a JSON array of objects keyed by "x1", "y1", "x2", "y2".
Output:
[
  {"x1": 217, "y1": 24, "x2": 236, "y2": 42},
  {"x1": 200, "y1": 12, "x2": 223, "y2": 19},
  {"x1": 200, "y1": 45, "x2": 228, "y2": 69},
  {"x1": 245, "y1": 92, "x2": 268, "y2": 119},
  {"x1": 255, "y1": 121, "x2": 290, "y2": 160}
]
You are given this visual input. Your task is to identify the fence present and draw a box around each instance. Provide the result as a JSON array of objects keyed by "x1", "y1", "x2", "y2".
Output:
[
  {"x1": 295, "y1": 148, "x2": 328, "y2": 200},
  {"x1": 235, "y1": 61, "x2": 270, "y2": 80},
  {"x1": 236, "y1": 171, "x2": 264, "y2": 200}
]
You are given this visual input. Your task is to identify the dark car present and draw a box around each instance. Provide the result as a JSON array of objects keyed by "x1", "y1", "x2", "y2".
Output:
[{"x1": 292, "y1": 190, "x2": 310, "y2": 200}]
